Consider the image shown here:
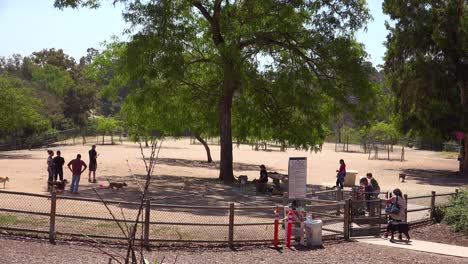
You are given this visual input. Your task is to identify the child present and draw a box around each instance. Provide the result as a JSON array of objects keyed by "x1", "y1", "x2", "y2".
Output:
[{"x1": 335, "y1": 159, "x2": 346, "y2": 189}]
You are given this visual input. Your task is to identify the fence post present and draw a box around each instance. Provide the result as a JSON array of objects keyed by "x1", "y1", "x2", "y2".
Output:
[
  {"x1": 403, "y1": 194, "x2": 408, "y2": 222},
  {"x1": 344, "y1": 199, "x2": 350, "y2": 240},
  {"x1": 429, "y1": 191, "x2": 436, "y2": 220},
  {"x1": 336, "y1": 189, "x2": 342, "y2": 216},
  {"x1": 228, "y1": 203, "x2": 235, "y2": 249},
  {"x1": 455, "y1": 189, "x2": 459, "y2": 198},
  {"x1": 49, "y1": 190, "x2": 57, "y2": 244},
  {"x1": 144, "y1": 199, "x2": 150, "y2": 249}
]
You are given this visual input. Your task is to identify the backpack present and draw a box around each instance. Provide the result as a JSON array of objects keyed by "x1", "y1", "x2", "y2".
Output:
[{"x1": 385, "y1": 197, "x2": 401, "y2": 214}]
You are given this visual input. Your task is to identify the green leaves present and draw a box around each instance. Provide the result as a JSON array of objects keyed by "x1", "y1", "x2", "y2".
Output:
[
  {"x1": 32, "y1": 64, "x2": 73, "y2": 97},
  {"x1": 0, "y1": 74, "x2": 48, "y2": 133},
  {"x1": 384, "y1": 0, "x2": 468, "y2": 137}
]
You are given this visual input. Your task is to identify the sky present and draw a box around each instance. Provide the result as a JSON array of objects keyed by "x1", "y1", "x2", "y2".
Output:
[{"x1": 0, "y1": 0, "x2": 389, "y2": 67}]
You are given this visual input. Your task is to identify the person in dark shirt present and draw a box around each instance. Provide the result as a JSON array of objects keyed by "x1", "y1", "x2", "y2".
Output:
[
  {"x1": 68, "y1": 154, "x2": 87, "y2": 194},
  {"x1": 366, "y1": 173, "x2": 380, "y2": 198},
  {"x1": 259, "y1": 165, "x2": 268, "y2": 183},
  {"x1": 53, "y1": 150, "x2": 65, "y2": 182},
  {"x1": 359, "y1": 177, "x2": 375, "y2": 215},
  {"x1": 88, "y1": 145, "x2": 98, "y2": 183}
]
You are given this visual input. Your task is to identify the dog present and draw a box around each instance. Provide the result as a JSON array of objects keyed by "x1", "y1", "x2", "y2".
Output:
[
  {"x1": 109, "y1": 182, "x2": 127, "y2": 191},
  {"x1": 399, "y1": 173, "x2": 406, "y2": 182},
  {"x1": 48, "y1": 179, "x2": 68, "y2": 192},
  {"x1": 386, "y1": 221, "x2": 410, "y2": 242},
  {"x1": 0, "y1": 177, "x2": 9, "y2": 188}
]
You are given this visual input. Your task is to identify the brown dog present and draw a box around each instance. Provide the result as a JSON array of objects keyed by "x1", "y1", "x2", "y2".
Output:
[
  {"x1": 399, "y1": 173, "x2": 406, "y2": 182},
  {"x1": 109, "y1": 182, "x2": 127, "y2": 191},
  {"x1": 0, "y1": 177, "x2": 9, "y2": 188}
]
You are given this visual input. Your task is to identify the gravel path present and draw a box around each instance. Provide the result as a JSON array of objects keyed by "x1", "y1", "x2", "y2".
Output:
[{"x1": 1, "y1": 235, "x2": 467, "y2": 264}]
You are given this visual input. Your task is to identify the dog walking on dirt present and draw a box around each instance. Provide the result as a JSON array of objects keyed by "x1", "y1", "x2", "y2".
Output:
[{"x1": 0, "y1": 177, "x2": 9, "y2": 189}]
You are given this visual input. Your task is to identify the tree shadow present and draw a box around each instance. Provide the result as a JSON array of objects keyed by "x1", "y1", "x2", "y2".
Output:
[
  {"x1": 0, "y1": 153, "x2": 39, "y2": 160},
  {"x1": 119, "y1": 144, "x2": 189, "y2": 150},
  {"x1": 61, "y1": 174, "x2": 281, "y2": 217},
  {"x1": 154, "y1": 158, "x2": 268, "y2": 171},
  {"x1": 398, "y1": 168, "x2": 468, "y2": 187}
]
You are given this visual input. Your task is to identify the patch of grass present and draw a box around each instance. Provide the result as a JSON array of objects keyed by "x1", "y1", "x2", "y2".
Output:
[
  {"x1": 439, "y1": 151, "x2": 458, "y2": 159},
  {"x1": 0, "y1": 214, "x2": 18, "y2": 225}
]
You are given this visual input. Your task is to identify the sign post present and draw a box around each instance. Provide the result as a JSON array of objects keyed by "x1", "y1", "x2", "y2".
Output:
[{"x1": 288, "y1": 157, "x2": 307, "y2": 200}]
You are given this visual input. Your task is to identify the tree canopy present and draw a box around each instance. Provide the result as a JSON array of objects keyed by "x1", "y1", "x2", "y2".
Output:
[
  {"x1": 56, "y1": 0, "x2": 375, "y2": 182},
  {"x1": 383, "y1": 0, "x2": 468, "y2": 173}
]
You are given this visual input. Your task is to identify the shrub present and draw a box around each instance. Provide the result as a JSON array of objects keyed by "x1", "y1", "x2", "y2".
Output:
[
  {"x1": 432, "y1": 206, "x2": 445, "y2": 223},
  {"x1": 443, "y1": 188, "x2": 468, "y2": 235}
]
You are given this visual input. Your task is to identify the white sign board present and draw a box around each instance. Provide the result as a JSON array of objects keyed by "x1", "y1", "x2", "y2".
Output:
[{"x1": 288, "y1": 157, "x2": 307, "y2": 199}]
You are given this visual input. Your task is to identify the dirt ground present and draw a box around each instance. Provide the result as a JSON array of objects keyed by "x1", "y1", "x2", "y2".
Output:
[
  {"x1": 1, "y1": 234, "x2": 467, "y2": 264},
  {"x1": 410, "y1": 223, "x2": 468, "y2": 247},
  {"x1": 1, "y1": 138, "x2": 466, "y2": 199}
]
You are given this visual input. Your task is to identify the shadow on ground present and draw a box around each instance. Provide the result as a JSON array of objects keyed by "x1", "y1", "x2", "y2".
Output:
[
  {"x1": 0, "y1": 153, "x2": 39, "y2": 160},
  {"x1": 154, "y1": 158, "x2": 269, "y2": 172},
  {"x1": 59, "y1": 174, "x2": 285, "y2": 217},
  {"x1": 400, "y1": 169, "x2": 468, "y2": 187}
]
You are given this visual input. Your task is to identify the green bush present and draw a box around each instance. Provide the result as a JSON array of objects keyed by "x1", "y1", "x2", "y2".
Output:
[
  {"x1": 443, "y1": 188, "x2": 468, "y2": 235},
  {"x1": 432, "y1": 206, "x2": 445, "y2": 223}
]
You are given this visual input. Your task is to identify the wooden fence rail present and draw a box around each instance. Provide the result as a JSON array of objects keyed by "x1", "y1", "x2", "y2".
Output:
[{"x1": 0, "y1": 190, "x2": 346, "y2": 246}]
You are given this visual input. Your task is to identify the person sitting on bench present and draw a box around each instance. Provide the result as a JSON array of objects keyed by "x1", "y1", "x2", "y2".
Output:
[{"x1": 256, "y1": 165, "x2": 271, "y2": 194}]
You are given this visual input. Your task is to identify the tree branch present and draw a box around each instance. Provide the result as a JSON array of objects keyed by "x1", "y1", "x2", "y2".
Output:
[{"x1": 192, "y1": 1, "x2": 213, "y2": 23}]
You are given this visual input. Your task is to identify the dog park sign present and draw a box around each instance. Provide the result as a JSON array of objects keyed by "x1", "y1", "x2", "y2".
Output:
[{"x1": 288, "y1": 157, "x2": 307, "y2": 199}]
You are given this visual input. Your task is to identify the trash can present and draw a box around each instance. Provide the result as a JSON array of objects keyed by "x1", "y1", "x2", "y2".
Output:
[
  {"x1": 304, "y1": 219, "x2": 322, "y2": 247},
  {"x1": 344, "y1": 170, "x2": 358, "y2": 187}
]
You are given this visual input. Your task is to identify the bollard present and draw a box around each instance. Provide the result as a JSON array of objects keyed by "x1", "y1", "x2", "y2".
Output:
[
  {"x1": 285, "y1": 210, "x2": 293, "y2": 248},
  {"x1": 273, "y1": 205, "x2": 279, "y2": 248}
]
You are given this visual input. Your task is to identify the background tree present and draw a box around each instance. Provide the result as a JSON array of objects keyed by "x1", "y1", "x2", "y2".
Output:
[
  {"x1": 56, "y1": 0, "x2": 374, "y2": 183},
  {"x1": 0, "y1": 74, "x2": 48, "y2": 143},
  {"x1": 383, "y1": 0, "x2": 468, "y2": 174}
]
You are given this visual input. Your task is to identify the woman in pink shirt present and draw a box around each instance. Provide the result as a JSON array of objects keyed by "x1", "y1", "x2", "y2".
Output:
[{"x1": 335, "y1": 159, "x2": 346, "y2": 189}]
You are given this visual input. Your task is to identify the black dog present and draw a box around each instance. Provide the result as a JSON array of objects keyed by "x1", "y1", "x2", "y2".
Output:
[
  {"x1": 387, "y1": 221, "x2": 410, "y2": 242},
  {"x1": 48, "y1": 180, "x2": 68, "y2": 192}
]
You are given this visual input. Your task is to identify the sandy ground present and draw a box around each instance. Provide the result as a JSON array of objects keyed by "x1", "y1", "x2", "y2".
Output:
[{"x1": 0, "y1": 138, "x2": 466, "y2": 197}]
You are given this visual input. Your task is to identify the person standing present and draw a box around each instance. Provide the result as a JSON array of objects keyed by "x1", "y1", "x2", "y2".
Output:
[
  {"x1": 366, "y1": 173, "x2": 381, "y2": 198},
  {"x1": 335, "y1": 159, "x2": 346, "y2": 189},
  {"x1": 47, "y1": 150, "x2": 55, "y2": 183},
  {"x1": 359, "y1": 177, "x2": 375, "y2": 215},
  {"x1": 53, "y1": 150, "x2": 65, "y2": 182},
  {"x1": 68, "y1": 154, "x2": 87, "y2": 194},
  {"x1": 384, "y1": 188, "x2": 407, "y2": 240},
  {"x1": 88, "y1": 145, "x2": 98, "y2": 183}
]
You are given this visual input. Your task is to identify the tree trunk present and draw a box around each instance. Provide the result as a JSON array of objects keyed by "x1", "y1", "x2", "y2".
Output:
[
  {"x1": 194, "y1": 134, "x2": 213, "y2": 163},
  {"x1": 218, "y1": 63, "x2": 236, "y2": 183},
  {"x1": 462, "y1": 136, "x2": 468, "y2": 175}
]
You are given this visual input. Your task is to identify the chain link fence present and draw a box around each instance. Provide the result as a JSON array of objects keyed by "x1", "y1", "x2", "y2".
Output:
[{"x1": 0, "y1": 190, "x2": 346, "y2": 246}]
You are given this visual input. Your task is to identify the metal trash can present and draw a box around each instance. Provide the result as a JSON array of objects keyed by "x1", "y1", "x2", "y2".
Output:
[{"x1": 304, "y1": 219, "x2": 322, "y2": 247}]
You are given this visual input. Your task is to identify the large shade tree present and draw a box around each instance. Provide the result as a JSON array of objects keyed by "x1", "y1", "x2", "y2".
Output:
[
  {"x1": 55, "y1": 0, "x2": 374, "y2": 183},
  {"x1": 383, "y1": 0, "x2": 468, "y2": 174}
]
